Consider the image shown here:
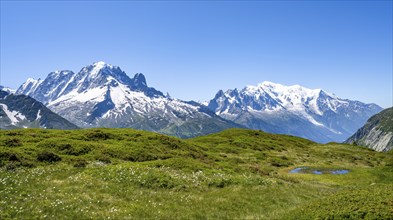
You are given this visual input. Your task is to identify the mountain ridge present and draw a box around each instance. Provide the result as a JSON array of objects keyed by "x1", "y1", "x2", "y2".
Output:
[
  {"x1": 13, "y1": 61, "x2": 382, "y2": 142},
  {"x1": 207, "y1": 81, "x2": 382, "y2": 143},
  {"x1": 16, "y1": 62, "x2": 240, "y2": 137},
  {"x1": 0, "y1": 89, "x2": 78, "y2": 129}
]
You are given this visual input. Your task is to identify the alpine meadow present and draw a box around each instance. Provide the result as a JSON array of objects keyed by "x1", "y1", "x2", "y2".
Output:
[
  {"x1": 1, "y1": 1, "x2": 392, "y2": 219},
  {"x1": 1, "y1": 128, "x2": 392, "y2": 219}
]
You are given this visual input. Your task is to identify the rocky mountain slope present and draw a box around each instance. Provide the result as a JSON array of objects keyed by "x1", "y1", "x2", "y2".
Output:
[
  {"x1": 207, "y1": 81, "x2": 382, "y2": 143},
  {"x1": 16, "y1": 62, "x2": 239, "y2": 138},
  {"x1": 0, "y1": 89, "x2": 78, "y2": 129},
  {"x1": 345, "y1": 107, "x2": 393, "y2": 152}
]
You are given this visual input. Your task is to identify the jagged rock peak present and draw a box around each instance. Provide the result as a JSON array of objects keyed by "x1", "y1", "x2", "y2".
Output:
[
  {"x1": 133, "y1": 73, "x2": 147, "y2": 88},
  {"x1": 215, "y1": 90, "x2": 225, "y2": 98}
]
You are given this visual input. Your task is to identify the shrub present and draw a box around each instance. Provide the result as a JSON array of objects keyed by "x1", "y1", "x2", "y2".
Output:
[
  {"x1": 8, "y1": 153, "x2": 20, "y2": 162},
  {"x1": 96, "y1": 155, "x2": 111, "y2": 164},
  {"x1": 138, "y1": 171, "x2": 178, "y2": 189},
  {"x1": 73, "y1": 159, "x2": 88, "y2": 168},
  {"x1": 269, "y1": 157, "x2": 293, "y2": 167},
  {"x1": 37, "y1": 140, "x2": 92, "y2": 156},
  {"x1": 5, "y1": 162, "x2": 18, "y2": 171},
  {"x1": 86, "y1": 130, "x2": 112, "y2": 140},
  {"x1": 4, "y1": 138, "x2": 22, "y2": 147},
  {"x1": 60, "y1": 144, "x2": 91, "y2": 156},
  {"x1": 37, "y1": 151, "x2": 61, "y2": 163}
]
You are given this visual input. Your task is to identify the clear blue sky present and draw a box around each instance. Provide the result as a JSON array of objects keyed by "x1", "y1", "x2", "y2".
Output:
[{"x1": 1, "y1": 1, "x2": 392, "y2": 107}]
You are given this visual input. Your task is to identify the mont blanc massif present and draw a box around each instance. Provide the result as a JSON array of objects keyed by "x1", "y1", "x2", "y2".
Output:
[{"x1": 1, "y1": 62, "x2": 383, "y2": 143}]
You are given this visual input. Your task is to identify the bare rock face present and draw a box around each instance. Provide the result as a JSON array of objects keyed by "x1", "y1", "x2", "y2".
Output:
[{"x1": 345, "y1": 107, "x2": 393, "y2": 152}]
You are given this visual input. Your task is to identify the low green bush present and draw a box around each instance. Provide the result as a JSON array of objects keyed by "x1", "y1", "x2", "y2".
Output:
[
  {"x1": 37, "y1": 151, "x2": 61, "y2": 163},
  {"x1": 73, "y1": 159, "x2": 88, "y2": 168},
  {"x1": 3, "y1": 138, "x2": 22, "y2": 147}
]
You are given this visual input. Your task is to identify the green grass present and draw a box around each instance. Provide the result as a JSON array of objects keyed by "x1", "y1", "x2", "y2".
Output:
[{"x1": 0, "y1": 128, "x2": 392, "y2": 219}]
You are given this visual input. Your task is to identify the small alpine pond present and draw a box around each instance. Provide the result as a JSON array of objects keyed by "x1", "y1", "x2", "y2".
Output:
[{"x1": 290, "y1": 167, "x2": 350, "y2": 175}]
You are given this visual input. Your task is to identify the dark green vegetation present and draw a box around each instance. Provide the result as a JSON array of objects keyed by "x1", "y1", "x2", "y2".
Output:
[
  {"x1": 372, "y1": 107, "x2": 393, "y2": 132},
  {"x1": 1, "y1": 128, "x2": 392, "y2": 219}
]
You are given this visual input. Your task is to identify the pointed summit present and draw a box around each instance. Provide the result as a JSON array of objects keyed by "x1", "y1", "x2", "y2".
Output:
[
  {"x1": 85, "y1": 61, "x2": 115, "y2": 78},
  {"x1": 92, "y1": 61, "x2": 113, "y2": 68},
  {"x1": 93, "y1": 61, "x2": 106, "y2": 66},
  {"x1": 215, "y1": 90, "x2": 225, "y2": 98},
  {"x1": 166, "y1": 92, "x2": 172, "y2": 99},
  {"x1": 133, "y1": 73, "x2": 147, "y2": 88},
  {"x1": 130, "y1": 73, "x2": 163, "y2": 97},
  {"x1": 16, "y1": 62, "x2": 238, "y2": 138}
]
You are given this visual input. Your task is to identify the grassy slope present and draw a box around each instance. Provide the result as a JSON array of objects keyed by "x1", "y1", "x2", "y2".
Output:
[{"x1": 0, "y1": 128, "x2": 392, "y2": 219}]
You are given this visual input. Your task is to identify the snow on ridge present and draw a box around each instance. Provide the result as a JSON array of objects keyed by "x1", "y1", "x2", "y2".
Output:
[
  {"x1": 93, "y1": 61, "x2": 109, "y2": 67},
  {"x1": 61, "y1": 70, "x2": 72, "y2": 75},
  {"x1": 17, "y1": 61, "x2": 230, "y2": 127},
  {"x1": 0, "y1": 103, "x2": 26, "y2": 125},
  {"x1": 257, "y1": 81, "x2": 331, "y2": 115},
  {"x1": 218, "y1": 81, "x2": 349, "y2": 124},
  {"x1": 49, "y1": 86, "x2": 107, "y2": 106},
  {"x1": 26, "y1": 77, "x2": 38, "y2": 84},
  {"x1": 47, "y1": 72, "x2": 202, "y2": 122},
  {"x1": 36, "y1": 109, "x2": 42, "y2": 120},
  {"x1": 82, "y1": 61, "x2": 117, "y2": 80},
  {"x1": 1, "y1": 87, "x2": 16, "y2": 94},
  {"x1": 20, "y1": 78, "x2": 43, "y2": 95},
  {"x1": 221, "y1": 81, "x2": 346, "y2": 119},
  {"x1": 57, "y1": 72, "x2": 78, "y2": 97},
  {"x1": 89, "y1": 62, "x2": 105, "y2": 78},
  {"x1": 93, "y1": 61, "x2": 114, "y2": 69},
  {"x1": 53, "y1": 70, "x2": 73, "y2": 76}
]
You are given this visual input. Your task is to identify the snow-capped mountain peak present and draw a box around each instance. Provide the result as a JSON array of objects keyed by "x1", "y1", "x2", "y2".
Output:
[
  {"x1": 84, "y1": 61, "x2": 115, "y2": 78},
  {"x1": 94, "y1": 61, "x2": 111, "y2": 67},
  {"x1": 208, "y1": 81, "x2": 382, "y2": 143},
  {"x1": 16, "y1": 62, "x2": 237, "y2": 137}
]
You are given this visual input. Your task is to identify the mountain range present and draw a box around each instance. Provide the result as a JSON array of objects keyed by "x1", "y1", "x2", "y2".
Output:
[
  {"x1": 6, "y1": 61, "x2": 383, "y2": 142},
  {"x1": 207, "y1": 82, "x2": 382, "y2": 143},
  {"x1": 15, "y1": 62, "x2": 239, "y2": 138}
]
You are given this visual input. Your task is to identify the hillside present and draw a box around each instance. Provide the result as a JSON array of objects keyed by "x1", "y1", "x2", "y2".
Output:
[
  {"x1": 0, "y1": 90, "x2": 78, "y2": 130},
  {"x1": 346, "y1": 107, "x2": 393, "y2": 152},
  {"x1": 1, "y1": 128, "x2": 392, "y2": 219}
]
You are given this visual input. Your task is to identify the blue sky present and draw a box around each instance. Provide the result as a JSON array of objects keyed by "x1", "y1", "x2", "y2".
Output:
[{"x1": 1, "y1": 1, "x2": 392, "y2": 107}]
